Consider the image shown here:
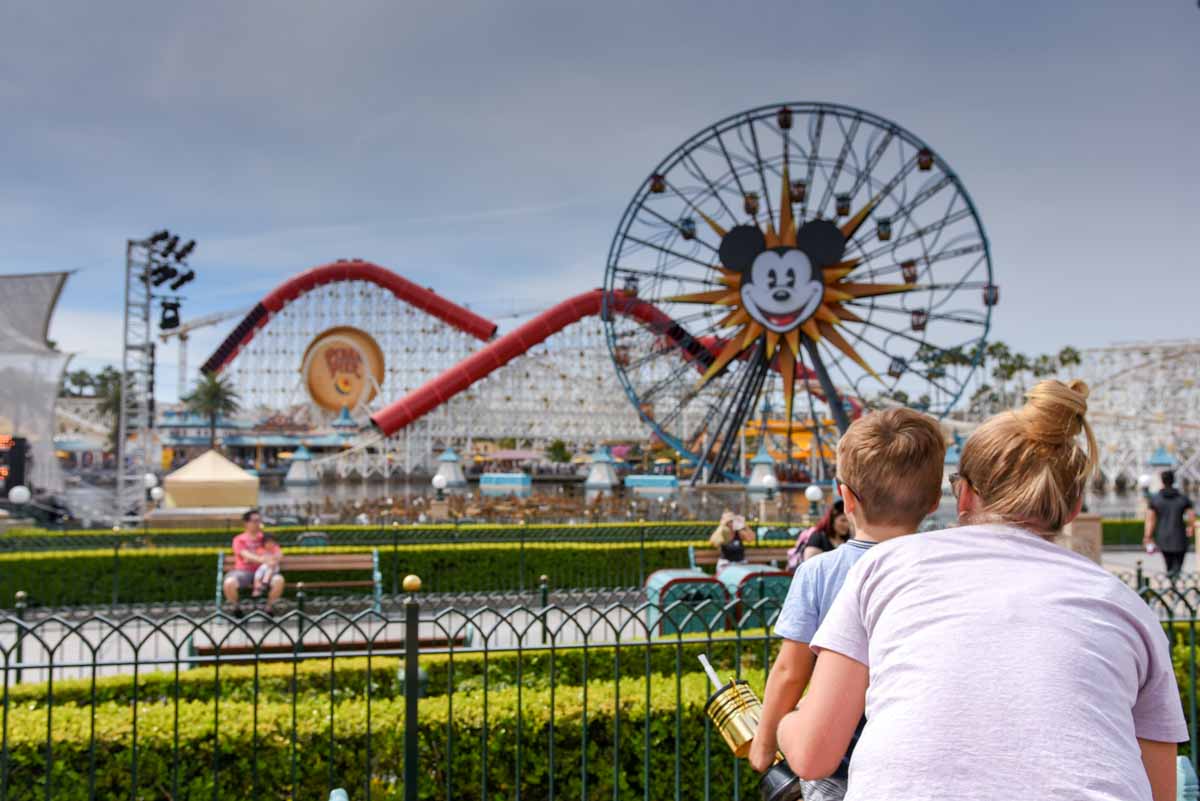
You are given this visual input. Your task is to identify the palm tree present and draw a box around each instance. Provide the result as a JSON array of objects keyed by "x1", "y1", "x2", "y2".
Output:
[{"x1": 182, "y1": 374, "x2": 241, "y2": 450}]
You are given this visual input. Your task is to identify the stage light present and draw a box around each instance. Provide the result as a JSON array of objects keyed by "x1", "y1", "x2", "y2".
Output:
[
  {"x1": 150, "y1": 265, "x2": 178, "y2": 287},
  {"x1": 161, "y1": 235, "x2": 179, "y2": 257},
  {"x1": 160, "y1": 301, "x2": 180, "y2": 330},
  {"x1": 168, "y1": 269, "x2": 194, "y2": 291},
  {"x1": 174, "y1": 240, "x2": 196, "y2": 261},
  {"x1": 147, "y1": 230, "x2": 170, "y2": 244}
]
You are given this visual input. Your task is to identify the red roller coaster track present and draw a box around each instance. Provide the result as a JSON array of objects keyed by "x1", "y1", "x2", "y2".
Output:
[
  {"x1": 373, "y1": 288, "x2": 756, "y2": 436},
  {"x1": 201, "y1": 263, "x2": 850, "y2": 439},
  {"x1": 201, "y1": 259, "x2": 496, "y2": 376}
]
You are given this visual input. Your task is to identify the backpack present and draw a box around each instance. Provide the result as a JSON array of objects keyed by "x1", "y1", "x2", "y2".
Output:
[{"x1": 786, "y1": 526, "x2": 818, "y2": 571}]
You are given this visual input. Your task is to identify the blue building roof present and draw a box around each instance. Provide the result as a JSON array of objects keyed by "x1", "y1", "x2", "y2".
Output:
[
  {"x1": 750, "y1": 446, "x2": 775, "y2": 466},
  {"x1": 590, "y1": 445, "x2": 614, "y2": 464},
  {"x1": 1149, "y1": 447, "x2": 1176, "y2": 467},
  {"x1": 439, "y1": 447, "x2": 460, "y2": 463}
]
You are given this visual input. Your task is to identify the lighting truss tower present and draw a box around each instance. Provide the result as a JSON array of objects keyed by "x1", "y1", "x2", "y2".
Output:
[{"x1": 115, "y1": 237, "x2": 156, "y2": 522}]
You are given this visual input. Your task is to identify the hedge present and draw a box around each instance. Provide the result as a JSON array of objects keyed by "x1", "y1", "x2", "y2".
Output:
[
  {"x1": 0, "y1": 521, "x2": 720, "y2": 552},
  {"x1": 5, "y1": 632, "x2": 779, "y2": 708},
  {"x1": 3, "y1": 671, "x2": 761, "y2": 801},
  {"x1": 0, "y1": 540, "x2": 730, "y2": 608}
]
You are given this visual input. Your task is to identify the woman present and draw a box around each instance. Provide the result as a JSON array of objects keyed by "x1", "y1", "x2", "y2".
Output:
[
  {"x1": 777, "y1": 380, "x2": 1186, "y2": 800},
  {"x1": 787, "y1": 500, "x2": 851, "y2": 570},
  {"x1": 709, "y1": 510, "x2": 756, "y2": 572}
]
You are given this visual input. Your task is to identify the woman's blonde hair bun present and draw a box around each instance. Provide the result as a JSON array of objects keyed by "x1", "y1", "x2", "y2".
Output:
[
  {"x1": 1017, "y1": 379, "x2": 1090, "y2": 447},
  {"x1": 959, "y1": 378, "x2": 1098, "y2": 534}
]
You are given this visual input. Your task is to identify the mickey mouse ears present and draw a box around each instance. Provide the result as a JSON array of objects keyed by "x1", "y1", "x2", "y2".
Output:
[
  {"x1": 794, "y1": 220, "x2": 846, "y2": 267},
  {"x1": 718, "y1": 220, "x2": 846, "y2": 274}
]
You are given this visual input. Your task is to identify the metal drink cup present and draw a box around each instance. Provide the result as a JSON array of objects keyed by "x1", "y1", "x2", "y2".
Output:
[{"x1": 699, "y1": 658, "x2": 803, "y2": 801}]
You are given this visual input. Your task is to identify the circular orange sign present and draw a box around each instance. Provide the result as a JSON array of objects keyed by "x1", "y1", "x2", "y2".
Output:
[{"x1": 300, "y1": 326, "x2": 386, "y2": 412}]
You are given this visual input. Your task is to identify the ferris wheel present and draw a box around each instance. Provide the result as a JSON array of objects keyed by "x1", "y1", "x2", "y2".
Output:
[{"x1": 602, "y1": 102, "x2": 996, "y2": 480}]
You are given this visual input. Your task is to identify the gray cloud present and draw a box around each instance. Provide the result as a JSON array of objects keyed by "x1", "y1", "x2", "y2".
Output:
[{"x1": 6, "y1": 0, "x2": 1200, "y2": 399}]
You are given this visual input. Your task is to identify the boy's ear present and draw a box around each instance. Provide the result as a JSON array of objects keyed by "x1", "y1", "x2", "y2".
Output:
[{"x1": 841, "y1": 487, "x2": 858, "y2": 518}]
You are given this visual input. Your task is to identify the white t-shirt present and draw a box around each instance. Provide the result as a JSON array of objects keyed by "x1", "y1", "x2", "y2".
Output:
[{"x1": 811, "y1": 524, "x2": 1188, "y2": 801}]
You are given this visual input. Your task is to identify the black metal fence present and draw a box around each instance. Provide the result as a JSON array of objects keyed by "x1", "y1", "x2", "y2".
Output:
[{"x1": 2, "y1": 582, "x2": 1197, "y2": 801}]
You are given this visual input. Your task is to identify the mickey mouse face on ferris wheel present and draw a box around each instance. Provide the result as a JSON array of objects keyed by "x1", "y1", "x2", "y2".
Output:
[{"x1": 718, "y1": 220, "x2": 847, "y2": 335}]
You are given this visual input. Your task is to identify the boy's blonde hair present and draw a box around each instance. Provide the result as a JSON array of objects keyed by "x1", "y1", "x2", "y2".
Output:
[
  {"x1": 958, "y1": 379, "x2": 1097, "y2": 534},
  {"x1": 836, "y1": 408, "x2": 946, "y2": 528}
]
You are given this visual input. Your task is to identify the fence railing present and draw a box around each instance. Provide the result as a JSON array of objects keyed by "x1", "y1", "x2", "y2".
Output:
[{"x1": 3, "y1": 579, "x2": 1198, "y2": 801}]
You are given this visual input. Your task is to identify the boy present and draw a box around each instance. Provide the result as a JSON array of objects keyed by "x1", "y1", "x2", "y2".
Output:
[{"x1": 748, "y1": 408, "x2": 945, "y2": 800}]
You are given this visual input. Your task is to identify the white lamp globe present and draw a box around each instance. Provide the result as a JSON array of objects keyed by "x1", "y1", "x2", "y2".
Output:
[
  {"x1": 762, "y1": 474, "x2": 778, "y2": 490},
  {"x1": 6, "y1": 485, "x2": 31, "y2": 505},
  {"x1": 1137, "y1": 474, "x2": 1153, "y2": 490},
  {"x1": 431, "y1": 474, "x2": 448, "y2": 491},
  {"x1": 149, "y1": 486, "x2": 165, "y2": 502},
  {"x1": 804, "y1": 484, "x2": 824, "y2": 503},
  {"x1": 143, "y1": 473, "x2": 158, "y2": 489}
]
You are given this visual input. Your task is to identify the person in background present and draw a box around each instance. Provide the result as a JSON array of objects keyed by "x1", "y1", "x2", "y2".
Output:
[
  {"x1": 778, "y1": 380, "x2": 1186, "y2": 801},
  {"x1": 223, "y1": 509, "x2": 285, "y2": 617},
  {"x1": 787, "y1": 500, "x2": 852, "y2": 570},
  {"x1": 709, "y1": 510, "x2": 756, "y2": 572},
  {"x1": 1144, "y1": 469, "x2": 1195, "y2": 578},
  {"x1": 252, "y1": 532, "x2": 283, "y2": 599},
  {"x1": 751, "y1": 409, "x2": 945, "y2": 800}
]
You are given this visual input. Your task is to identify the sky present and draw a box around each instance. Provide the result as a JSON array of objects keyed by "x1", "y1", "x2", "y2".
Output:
[{"x1": 2, "y1": 0, "x2": 1197, "y2": 402}]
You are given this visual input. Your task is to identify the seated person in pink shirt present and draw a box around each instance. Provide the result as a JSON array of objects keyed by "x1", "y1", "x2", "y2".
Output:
[
  {"x1": 223, "y1": 509, "x2": 285, "y2": 616},
  {"x1": 778, "y1": 381, "x2": 1186, "y2": 801}
]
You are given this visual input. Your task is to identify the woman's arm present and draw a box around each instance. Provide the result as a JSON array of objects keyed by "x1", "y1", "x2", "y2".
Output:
[
  {"x1": 776, "y1": 650, "x2": 868, "y2": 780},
  {"x1": 1138, "y1": 738, "x2": 1176, "y2": 801},
  {"x1": 801, "y1": 545, "x2": 823, "y2": 562}
]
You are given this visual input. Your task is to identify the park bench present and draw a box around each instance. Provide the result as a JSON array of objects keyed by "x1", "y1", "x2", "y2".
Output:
[
  {"x1": 687, "y1": 544, "x2": 793, "y2": 571},
  {"x1": 215, "y1": 550, "x2": 383, "y2": 612}
]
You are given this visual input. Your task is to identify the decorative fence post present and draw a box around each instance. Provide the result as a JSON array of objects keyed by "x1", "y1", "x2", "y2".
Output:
[
  {"x1": 13, "y1": 590, "x2": 26, "y2": 684},
  {"x1": 403, "y1": 574, "x2": 422, "y2": 801},
  {"x1": 539, "y1": 574, "x2": 549, "y2": 645},
  {"x1": 1136, "y1": 559, "x2": 1145, "y2": 593}
]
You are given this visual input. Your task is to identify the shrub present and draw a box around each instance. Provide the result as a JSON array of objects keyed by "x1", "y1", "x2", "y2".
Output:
[
  {"x1": 4, "y1": 671, "x2": 764, "y2": 801},
  {"x1": 0, "y1": 521, "x2": 719, "y2": 552},
  {"x1": 6, "y1": 631, "x2": 779, "y2": 708},
  {"x1": 0, "y1": 541, "x2": 726, "y2": 608}
]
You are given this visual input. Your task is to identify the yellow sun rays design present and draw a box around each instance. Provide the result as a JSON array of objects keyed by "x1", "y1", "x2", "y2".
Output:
[{"x1": 666, "y1": 167, "x2": 916, "y2": 421}]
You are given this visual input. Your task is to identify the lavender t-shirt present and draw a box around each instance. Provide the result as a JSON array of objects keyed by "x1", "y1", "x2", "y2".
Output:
[{"x1": 811, "y1": 524, "x2": 1187, "y2": 801}]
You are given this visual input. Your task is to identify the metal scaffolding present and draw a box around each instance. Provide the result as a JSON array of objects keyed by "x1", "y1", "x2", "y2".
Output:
[{"x1": 115, "y1": 240, "x2": 155, "y2": 521}]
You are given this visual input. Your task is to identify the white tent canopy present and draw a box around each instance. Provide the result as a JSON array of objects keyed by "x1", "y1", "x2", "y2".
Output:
[
  {"x1": 0, "y1": 272, "x2": 71, "y2": 492},
  {"x1": 163, "y1": 449, "x2": 259, "y2": 508}
]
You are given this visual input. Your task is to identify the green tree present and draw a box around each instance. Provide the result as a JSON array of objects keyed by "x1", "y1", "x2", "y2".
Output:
[
  {"x1": 182, "y1": 373, "x2": 241, "y2": 450},
  {"x1": 1057, "y1": 346, "x2": 1082, "y2": 369},
  {"x1": 545, "y1": 439, "x2": 571, "y2": 463},
  {"x1": 64, "y1": 369, "x2": 96, "y2": 397}
]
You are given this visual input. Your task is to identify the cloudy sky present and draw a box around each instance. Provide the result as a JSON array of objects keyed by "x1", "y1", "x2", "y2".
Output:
[{"x1": 2, "y1": 1, "x2": 1197, "y2": 401}]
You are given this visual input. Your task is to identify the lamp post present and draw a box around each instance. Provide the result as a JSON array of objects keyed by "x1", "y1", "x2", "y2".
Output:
[
  {"x1": 805, "y1": 484, "x2": 824, "y2": 523},
  {"x1": 432, "y1": 473, "x2": 447, "y2": 502},
  {"x1": 6, "y1": 485, "x2": 31, "y2": 506},
  {"x1": 761, "y1": 473, "x2": 778, "y2": 525}
]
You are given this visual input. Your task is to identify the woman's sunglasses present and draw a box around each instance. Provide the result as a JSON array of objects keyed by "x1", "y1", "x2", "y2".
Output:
[{"x1": 949, "y1": 472, "x2": 971, "y2": 499}]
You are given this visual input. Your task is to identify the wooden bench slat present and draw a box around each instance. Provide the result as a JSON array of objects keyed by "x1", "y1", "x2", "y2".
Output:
[{"x1": 294, "y1": 580, "x2": 376, "y2": 589}]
